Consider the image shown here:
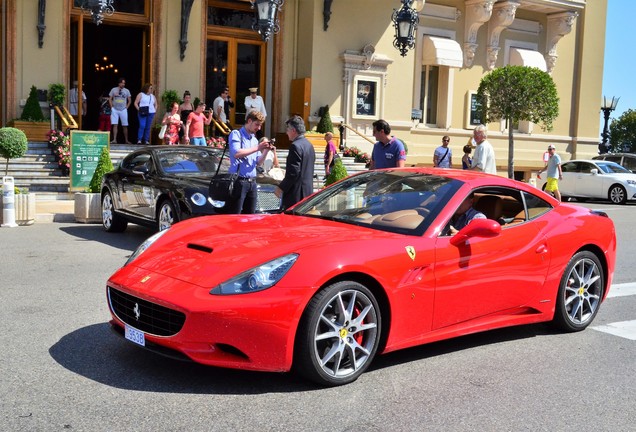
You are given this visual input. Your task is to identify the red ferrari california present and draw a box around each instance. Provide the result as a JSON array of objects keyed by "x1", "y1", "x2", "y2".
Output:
[{"x1": 106, "y1": 168, "x2": 616, "y2": 386}]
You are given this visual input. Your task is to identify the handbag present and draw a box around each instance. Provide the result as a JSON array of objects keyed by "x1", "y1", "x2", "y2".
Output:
[
  {"x1": 158, "y1": 124, "x2": 167, "y2": 140},
  {"x1": 139, "y1": 106, "x2": 149, "y2": 117},
  {"x1": 208, "y1": 143, "x2": 241, "y2": 202}
]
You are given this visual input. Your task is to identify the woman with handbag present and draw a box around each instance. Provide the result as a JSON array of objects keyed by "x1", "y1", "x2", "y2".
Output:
[
  {"x1": 134, "y1": 83, "x2": 157, "y2": 145},
  {"x1": 161, "y1": 102, "x2": 182, "y2": 145}
]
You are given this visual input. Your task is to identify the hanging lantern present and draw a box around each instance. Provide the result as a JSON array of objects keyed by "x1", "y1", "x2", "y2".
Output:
[
  {"x1": 392, "y1": 0, "x2": 420, "y2": 57},
  {"x1": 250, "y1": 0, "x2": 284, "y2": 42}
]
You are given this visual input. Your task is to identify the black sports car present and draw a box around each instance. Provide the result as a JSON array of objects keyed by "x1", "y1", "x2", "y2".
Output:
[{"x1": 101, "y1": 146, "x2": 281, "y2": 232}]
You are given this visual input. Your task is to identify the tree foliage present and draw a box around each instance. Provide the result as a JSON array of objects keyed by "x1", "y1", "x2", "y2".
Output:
[
  {"x1": 87, "y1": 146, "x2": 114, "y2": 193},
  {"x1": 161, "y1": 89, "x2": 181, "y2": 112},
  {"x1": 477, "y1": 66, "x2": 559, "y2": 178},
  {"x1": 609, "y1": 109, "x2": 636, "y2": 153},
  {"x1": 0, "y1": 127, "x2": 28, "y2": 175}
]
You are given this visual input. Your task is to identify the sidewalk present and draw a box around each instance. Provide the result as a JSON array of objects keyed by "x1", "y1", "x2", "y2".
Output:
[{"x1": 35, "y1": 200, "x2": 76, "y2": 223}]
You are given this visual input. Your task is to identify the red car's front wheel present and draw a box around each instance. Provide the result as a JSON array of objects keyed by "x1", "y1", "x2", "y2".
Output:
[{"x1": 295, "y1": 281, "x2": 381, "y2": 386}]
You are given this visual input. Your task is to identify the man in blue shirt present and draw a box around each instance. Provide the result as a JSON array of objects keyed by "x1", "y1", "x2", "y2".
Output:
[
  {"x1": 225, "y1": 110, "x2": 272, "y2": 214},
  {"x1": 370, "y1": 119, "x2": 407, "y2": 169}
]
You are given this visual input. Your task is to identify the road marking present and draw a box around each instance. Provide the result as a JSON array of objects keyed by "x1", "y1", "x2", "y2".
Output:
[
  {"x1": 607, "y1": 282, "x2": 636, "y2": 298},
  {"x1": 591, "y1": 320, "x2": 636, "y2": 341}
]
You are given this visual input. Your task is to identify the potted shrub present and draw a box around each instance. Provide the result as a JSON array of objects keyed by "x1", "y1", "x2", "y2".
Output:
[
  {"x1": 48, "y1": 83, "x2": 66, "y2": 107},
  {"x1": 10, "y1": 86, "x2": 50, "y2": 141},
  {"x1": 75, "y1": 146, "x2": 114, "y2": 223},
  {"x1": 0, "y1": 127, "x2": 28, "y2": 175},
  {"x1": 306, "y1": 105, "x2": 339, "y2": 152},
  {"x1": 325, "y1": 157, "x2": 348, "y2": 186}
]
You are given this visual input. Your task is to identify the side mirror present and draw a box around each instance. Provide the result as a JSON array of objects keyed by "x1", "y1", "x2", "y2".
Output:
[
  {"x1": 450, "y1": 218, "x2": 501, "y2": 246},
  {"x1": 132, "y1": 166, "x2": 149, "y2": 176},
  {"x1": 590, "y1": 168, "x2": 598, "y2": 175}
]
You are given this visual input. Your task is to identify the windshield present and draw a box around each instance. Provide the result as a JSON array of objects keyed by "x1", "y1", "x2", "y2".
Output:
[
  {"x1": 596, "y1": 161, "x2": 631, "y2": 174},
  {"x1": 157, "y1": 148, "x2": 230, "y2": 176},
  {"x1": 292, "y1": 170, "x2": 462, "y2": 236}
]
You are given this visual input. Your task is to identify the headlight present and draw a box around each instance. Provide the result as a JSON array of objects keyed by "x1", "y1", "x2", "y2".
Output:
[
  {"x1": 125, "y1": 229, "x2": 169, "y2": 266},
  {"x1": 191, "y1": 192, "x2": 207, "y2": 206},
  {"x1": 210, "y1": 254, "x2": 299, "y2": 295}
]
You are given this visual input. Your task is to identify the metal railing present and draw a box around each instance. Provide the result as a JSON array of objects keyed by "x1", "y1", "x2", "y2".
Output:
[{"x1": 53, "y1": 105, "x2": 78, "y2": 130}]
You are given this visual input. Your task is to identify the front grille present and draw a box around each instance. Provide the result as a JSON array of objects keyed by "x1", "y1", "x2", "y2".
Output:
[
  {"x1": 257, "y1": 190, "x2": 282, "y2": 212},
  {"x1": 108, "y1": 287, "x2": 186, "y2": 337}
]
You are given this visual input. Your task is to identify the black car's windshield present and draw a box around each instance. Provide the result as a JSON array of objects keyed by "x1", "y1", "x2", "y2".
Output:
[
  {"x1": 596, "y1": 161, "x2": 631, "y2": 174},
  {"x1": 292, "y1": 170, "x2": 462, "y2": 236},
  {"x1": 157, "y1": 148, "x2": 230, "y2": 176}
]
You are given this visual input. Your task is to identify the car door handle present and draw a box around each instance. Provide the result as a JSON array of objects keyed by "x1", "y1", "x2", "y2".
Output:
[{"x1": 535, "y1": 244, "x2": 548, "y2": 254}]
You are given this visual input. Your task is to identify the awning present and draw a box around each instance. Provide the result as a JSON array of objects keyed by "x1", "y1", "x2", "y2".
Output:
[
  {"x1": 509, "y1": 48, "x2": 547, "y2": 72},
  {"x1": 422, "y1": 35, "x2": 463, "y2": 68}
]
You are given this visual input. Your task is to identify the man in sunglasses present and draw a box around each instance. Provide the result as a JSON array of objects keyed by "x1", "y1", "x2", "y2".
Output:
[
  {"x1": 433, "y1": 135, "x2": 453, "y2": 168},
  {"x1": 537, "y1": 144, "x2": 563, "y2": 201}
]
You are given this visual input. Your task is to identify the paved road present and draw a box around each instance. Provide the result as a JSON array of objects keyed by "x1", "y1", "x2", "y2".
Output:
[{"x1": 1, "y1": 201, "x2": 635, "y2": 431}]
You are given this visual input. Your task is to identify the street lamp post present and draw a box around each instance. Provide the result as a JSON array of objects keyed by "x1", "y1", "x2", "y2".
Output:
[{"x1": 600, "y1": 96, "x2": 619, "y2": 154}]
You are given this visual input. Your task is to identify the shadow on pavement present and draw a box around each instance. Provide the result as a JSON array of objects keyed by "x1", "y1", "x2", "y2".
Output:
[
  {"x1": 59, "y1": 225, "x2": 155, "y2": 251},
  {"x1": 50, "y1": 321, "x2": 554, "y2": 394}
]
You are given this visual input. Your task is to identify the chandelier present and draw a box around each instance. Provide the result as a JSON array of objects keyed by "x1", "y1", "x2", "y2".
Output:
[
  {"x1": 81, "y1": 0, "x2": 115, "y2": 26},
  {"x1": 250, "y1": 0, "x2": 284, "y2": 42}
]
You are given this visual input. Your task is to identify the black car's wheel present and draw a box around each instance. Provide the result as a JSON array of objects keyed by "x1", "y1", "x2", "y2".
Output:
[
  {"x1": 608, "y1": 184, "x2": 627, "y2": 204},
  {"x1": 295, "y1": 281, "x2": 381, "y2": 386},
  {"x1": 102, "y1": 191, "x2": 127, "y2": 232},
  {"x1": 552, "y1": 251, "x2": 604, "y2": 332},
  {"x1": 157, "y1": 199, "x2": 178, "y2": 231}
]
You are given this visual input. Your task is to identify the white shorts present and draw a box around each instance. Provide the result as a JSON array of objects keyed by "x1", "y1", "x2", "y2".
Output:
[{"x1": 111, "y1": 108, "x2": 129, "y2": 126}]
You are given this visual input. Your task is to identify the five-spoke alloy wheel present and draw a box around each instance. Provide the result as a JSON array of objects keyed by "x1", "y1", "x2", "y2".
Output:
[
  {"x1": 296, "y1": 281, "x2": 381, "y2": 386},
  {"x1": 553, "y1": 251, "x2": 605, "y2": 332}
]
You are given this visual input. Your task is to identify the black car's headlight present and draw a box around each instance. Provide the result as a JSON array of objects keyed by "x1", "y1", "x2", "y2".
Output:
[
  {"x1": 210, "y1": 254, "x2": 299, "y2": 295},
  {"x1": 125, "y1": 229, "x2": 169, "y2": 266},
  {"x1": 190, "y1": 192, "x2": 207, "y2": 206}
]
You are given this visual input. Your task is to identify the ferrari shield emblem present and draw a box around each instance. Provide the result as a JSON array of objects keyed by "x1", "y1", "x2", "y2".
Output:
[
  {"x1": 140, "y1": 275, "x2": 151, "y2": 283},
  {"x1": 405, "y1": 246, "x2": 416, "y2": 261}
]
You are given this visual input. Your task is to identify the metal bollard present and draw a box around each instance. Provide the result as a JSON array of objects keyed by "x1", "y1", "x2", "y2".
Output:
[{"x1": 2, "y1": 176, "x2": 18, "y2": 227}]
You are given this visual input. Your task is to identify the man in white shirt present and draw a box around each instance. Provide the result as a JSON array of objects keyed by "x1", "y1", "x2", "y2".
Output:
[
  {"x1": 244, "y1": 87, "x2": 267, "y2": 119},
  {"x1": 212, "y1": 88, "x2": 228, "y2": 125},
  {"x1": 470, "y1": 124, "x2": 497, "y2": 175},
  {"x1": 69, "y1": 80, "x2": 87, "y2": 119}
]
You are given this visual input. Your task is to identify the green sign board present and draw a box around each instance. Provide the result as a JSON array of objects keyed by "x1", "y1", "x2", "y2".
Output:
[{"x1": 70, "y1": 131, "x2": 110, "y2": 191}]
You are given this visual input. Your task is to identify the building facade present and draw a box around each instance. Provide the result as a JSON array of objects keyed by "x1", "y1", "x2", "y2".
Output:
[{"x1": 0, "y1": 0, "x2": 606, "y2": 178}]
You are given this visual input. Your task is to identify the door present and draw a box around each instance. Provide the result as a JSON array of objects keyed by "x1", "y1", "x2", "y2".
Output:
[
  {"x1": 206, "y1": 38, "x2": 266, "y2": 128},
  {"x1": 432, "y1": 215, "x2": 550, "y2": 329},
  {"x1": 290, "y1": 78, "x2": 311, "y2": 128},
  {"x1": 574, "y1": 161, "x2": 604, "y2": 198}
]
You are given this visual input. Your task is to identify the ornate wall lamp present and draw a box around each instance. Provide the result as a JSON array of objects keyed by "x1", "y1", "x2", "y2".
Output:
[
  {"x1": 81, "y1": 0, "x2": 115, "y2": 26},
  {"x1": 392, "y1": 0, "x2": 423, "y2": 57},
  {"x1": 250, "y1": 0, "x2": 284, "y2": 42}
]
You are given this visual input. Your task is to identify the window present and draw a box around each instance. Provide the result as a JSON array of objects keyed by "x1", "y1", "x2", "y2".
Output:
[{"x1": 420, "y1": 66, "x2": 439, "y2": 125}]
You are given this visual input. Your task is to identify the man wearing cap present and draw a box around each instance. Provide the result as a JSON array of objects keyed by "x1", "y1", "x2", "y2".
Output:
[
  {"x1": 244, "y1": 87, "x2": 267, "y2": 120},
  {"x1": 538, "y1": 144, "x2": 563, "y2": 201}
]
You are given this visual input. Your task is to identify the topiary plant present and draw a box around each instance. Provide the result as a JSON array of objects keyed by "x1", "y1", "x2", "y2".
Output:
[
  {"x1": 87, "y1": 146, "x2": 114, "y2": 193},
  {"x1": 325, "y1": 157, "x2": 348, "y2": 186},
  {"x1": 20, "y1": 86, "x2": 45, "y2": 121},
  {"x1": 161, "y1": 89, "x2": 180, "y2": 112},
  {"x1": 316, "y1": 105, "x2": 334, "y2": 134},
  {"x1": 48, "y1": 83, "x2": 66, "y2": 107},
  {"x1": 0, "y1": 127, "x2": 28, "y2": 175}
]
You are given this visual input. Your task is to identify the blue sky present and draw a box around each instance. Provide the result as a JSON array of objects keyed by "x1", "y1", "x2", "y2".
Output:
[{"x1": 602, "y1": 0, "x2": 634, "y2": 124}]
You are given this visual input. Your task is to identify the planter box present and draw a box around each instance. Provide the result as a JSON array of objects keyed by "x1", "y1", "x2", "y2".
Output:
[
  {"x1": 0, "y1": 192, "x2": 36, "y2": 226},
  {"x1": 74, "y1": 192, "x2": 101, "y2": 223},
  {"x1": 9, "y1": 120, "x2": 51, "y2": 142}
]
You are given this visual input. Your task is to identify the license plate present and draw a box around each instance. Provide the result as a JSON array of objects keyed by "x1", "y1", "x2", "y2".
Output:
[{"x1": 125, "y1": 324, "x2": 145, "y2": 347}]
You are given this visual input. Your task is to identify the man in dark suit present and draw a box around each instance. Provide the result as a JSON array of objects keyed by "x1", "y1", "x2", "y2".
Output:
[{"x1": 276, "y1": 115, "x2": 316, "y2": 210}]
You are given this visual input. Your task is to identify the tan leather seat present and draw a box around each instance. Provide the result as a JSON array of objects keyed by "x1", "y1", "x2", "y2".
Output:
[
  {"x1": 371, "y1": 210, "x2": 424, "y2": 230},
  {"x1": 474, "y1": 195, "x2": 503, "y2": 221}
]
